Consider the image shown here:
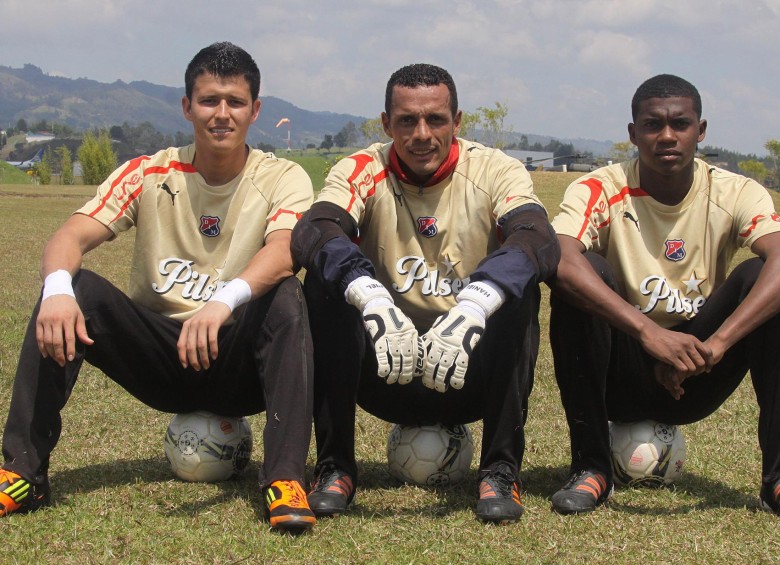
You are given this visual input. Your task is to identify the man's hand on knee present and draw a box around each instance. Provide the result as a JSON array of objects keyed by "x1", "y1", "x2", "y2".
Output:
[
  {"x1": 36, "y1": 294, "x2": 93, "y2": 367},
  {"x1": 177, "y1": 301, "x2": 232, "y2": 371}
]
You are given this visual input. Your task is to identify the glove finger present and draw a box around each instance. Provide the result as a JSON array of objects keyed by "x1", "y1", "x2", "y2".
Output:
[
  {"x1": 412, "y1": 337, "x2": 426, "y2": 380},
  {"x1": 462, "y1": 325, "x2": 483, "y2": 355},
  {"x1": 385, "y1": 369, "x2": 399, "y2": 385},
  {"x1": 397, "y1": 332, "x2": 417, "y2": 384},
  {"x1": 424, "y1": 343, "x2": 441, "y2": 381},
  {"x1": 434, "y1": 369, "x2": 448, "y2": 393},
  {"x1": 434, "y1": 360, "x2": 455, "y2": 393},
  {"x1": 450, "y1": 362, "x2": 467, "y2": 390},
  {"x1": 387, "y1": 341, "x2": 402, "y2": 383},
  {"x1": 374, "y1": 337, "x2": 392, "y2": 378},
  {"x1": 376, "y1": 356, "x2": 391, "y2": 378}
]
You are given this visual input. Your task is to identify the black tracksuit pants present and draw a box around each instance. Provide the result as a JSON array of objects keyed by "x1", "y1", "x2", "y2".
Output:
[
  {"x1": 550, "y1": 253, "x2": 780, "y2": 490},
  {"x1": 2, "y1": 270, "x2": 313, "y2": 488},
  {"x1": 303, "y1": 266, "x2": 540, "y2": 484}
]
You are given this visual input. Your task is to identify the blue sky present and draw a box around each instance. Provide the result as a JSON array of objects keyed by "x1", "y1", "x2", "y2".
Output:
[{"x1": 3, "y1": 0, "x2": 779, "y2": 155}]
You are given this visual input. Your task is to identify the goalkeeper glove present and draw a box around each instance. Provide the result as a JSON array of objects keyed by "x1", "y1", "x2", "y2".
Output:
[
  {"x1": 422, "y1": 280, "x2": 505, "y2": 392},
  {"x1": 345, "y1": 276, "x2": 422, "y2": 384}
]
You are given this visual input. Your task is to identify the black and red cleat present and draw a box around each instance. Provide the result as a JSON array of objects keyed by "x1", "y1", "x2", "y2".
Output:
[
  {"x1": 551, "y1": 469, "x2": 613, "y2": 515},
  {"x1": 475, "y1": 463, "x2": 524, "y2": 524},
  {"x1": 307, "y1": 465, "x2": 355, "y2": 517}
]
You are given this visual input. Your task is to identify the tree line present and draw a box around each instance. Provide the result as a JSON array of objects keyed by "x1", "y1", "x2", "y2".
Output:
[
  {"x1": 5, "y1": 120, "x2": 196, "y2": 185},
  {"x1": 9, "y1": 108, "x2": 780, "y2": 187},
  {"x1": 32, "y1": 131, "x2": 117, "y2": 185}
]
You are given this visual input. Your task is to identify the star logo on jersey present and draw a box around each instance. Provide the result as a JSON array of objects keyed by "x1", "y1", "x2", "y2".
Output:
[
  {"x1": 682, "y1": 271, "x2": 706, "y2": 295},
  {"x1": 772, "y1": 212, "x2": 780, "y2": 222},
  {"x1": 441, "y1": 254, "x2": 459, "y2": 275},
  {"x1": 664, "y1": 239, "x2": 686, "y2": 262},
  {"x1": 416, "y1": 216, "x2": 438, "y2": 238},
  {"x1": 200, "y1": 215, "x2": 221, "y2": 237}
]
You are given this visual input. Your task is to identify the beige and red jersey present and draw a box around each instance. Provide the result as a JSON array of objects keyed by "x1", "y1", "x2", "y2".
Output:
[
  {"x1": 76, "y1": 145, "x2": 312, "y2": 320},
  {"x1": 552, "y1": 158, "x2": 780, "y2": 328},
  {"x1": 316, "y1": 138, "x2": 543, "y2": 329}
]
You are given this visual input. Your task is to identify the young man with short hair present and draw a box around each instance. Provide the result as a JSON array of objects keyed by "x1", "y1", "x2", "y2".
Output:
[
  {"x1": 0, "y1": 42, "x2": 317, "y2": 533},
  {"x1": 292, "y1": 63, "x2": 559, "y2": 524},
  {"x1": 548, "y1": 74, "x2": 780, "y2": 515}
]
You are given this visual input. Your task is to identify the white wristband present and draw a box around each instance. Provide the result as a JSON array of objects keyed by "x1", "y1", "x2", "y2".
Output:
[
  {"x1": 42, "y1": 269, "x2": 75, "y2": 301},
  {"x1": 456, "y1": 280, "x2": 505, "y2": 319},
  {"x1": 345, "y1": 276, "x2": 393, "y2": 311},
  {"x1": 210, "y1": 278, "x2": 252, "y2": 312}
]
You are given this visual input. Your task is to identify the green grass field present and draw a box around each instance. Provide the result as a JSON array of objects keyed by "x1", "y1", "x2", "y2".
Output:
[
  {"x1": 1, "y1": 177, "x2": 779, "y2": 563},
  {"x1": 0, "y1": 162, "x2": 34, "y2": 185}
]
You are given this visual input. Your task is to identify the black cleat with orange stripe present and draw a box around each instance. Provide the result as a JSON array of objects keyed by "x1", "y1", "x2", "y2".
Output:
[
  {"x1": 0, "y1": 469, "x2": 50, "y2": 517},
  {"x1": 551, "y1": 469, "x2": 613, "y2": 515},
  {"x1": 760, "y1": 479, "x2": 780, "y2": 515},
  {"x1": 475, "y1": 463, "x2": 524, "y2": 524},
  {"x1": 307, "y1": 465, "x2": 355, "y2": 517}
]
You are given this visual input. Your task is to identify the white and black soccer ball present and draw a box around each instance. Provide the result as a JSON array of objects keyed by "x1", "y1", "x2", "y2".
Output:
[
  {"x1": 609, "y1": 420, "x2": 686, "y2": 487},
  {"x1": 164, "y1": 411, "x2": 253, "y2": 482},
  {"x1": 386, "y1": 423, "x2": 474, "y2": 486}
]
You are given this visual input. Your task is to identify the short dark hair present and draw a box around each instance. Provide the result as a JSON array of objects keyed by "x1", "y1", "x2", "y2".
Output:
[
  {"x1": 385, "y1": 63, "x2": 458, "y2": 117},
  {"x1": 185, "y1": 42, "x2": 261, "y2": 101},
  {"x1": 631, "y1": 74, "x2": 702, "y2": 120}
]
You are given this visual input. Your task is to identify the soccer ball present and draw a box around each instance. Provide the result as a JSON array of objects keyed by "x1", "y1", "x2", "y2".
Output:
[
  {"x1": 386, "y1": 423, "x2": 474, "y2": 486},
  {"x1": 164, "y1": 411, "x2": 253, "y2": 482},
  {"x1": 609, "y1": 420, "x2": 686, "y2": 487}
]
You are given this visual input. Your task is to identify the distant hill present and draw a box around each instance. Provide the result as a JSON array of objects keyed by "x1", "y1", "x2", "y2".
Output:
[
  {"x1": 0, "y1": 63, "x2": 616, "y2": 156},
  {"x1": 0, "y1": 64, "x2": 367, "y2": 149}
]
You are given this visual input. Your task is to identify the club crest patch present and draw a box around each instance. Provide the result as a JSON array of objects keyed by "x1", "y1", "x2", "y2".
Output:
[
  {"x1": 200, "y1": 215, "x2": 221, "y2": 237},
  {"x1": 416, "y1": 216, "x2": 438, "y2": 238},
  {"x1": 665, "y1": 239, "x2": 686, "y2": 262}
]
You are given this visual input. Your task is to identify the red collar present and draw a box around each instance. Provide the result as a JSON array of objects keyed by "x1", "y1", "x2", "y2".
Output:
[{"x1": 389, "y1": 138, "x2": 460, "y2": 187}]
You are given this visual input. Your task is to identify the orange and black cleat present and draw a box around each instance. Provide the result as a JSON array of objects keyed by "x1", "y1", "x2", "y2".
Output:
[
  {"x1": 551, "y1": 469, "x2": 613, "y2": 515},
  {"x1": 475, "y1": 463, "x2": 525, "y2": 524},
  {"x1": 307, "y1": 465, "x2": 355, "y2": 517},
  {"x1": 265, "y1": 480, "x2": 316, "y2": 533},
  {"x1": 0, "y1": 469, "x2": 50, "y2": 517}
]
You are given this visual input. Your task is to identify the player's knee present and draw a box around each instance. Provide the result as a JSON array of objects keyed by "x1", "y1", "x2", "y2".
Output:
[
  {"x1": 291, "y1": 202, "x2": 357, "y2": 270},
  {"x1": 269, "y1": 276, "x2": 305, "y2": 315},
  {"x1": 71, "y1": 269, "x2": 120, "y2": 307}
]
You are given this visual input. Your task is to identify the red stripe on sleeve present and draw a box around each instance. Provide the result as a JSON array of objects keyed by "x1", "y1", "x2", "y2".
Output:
[
  {"x1": 366, "y1": 168, "x2": 388, "y2": 200},
  {"x1": 344, "y1": 154, "x2": 378, "y2": 213},
  {"x1": 87, "y1": 158, "x2": 197, "y2": 219},
  {"x1": 269, "y1": 208, "x2": 301, "y2": 222},
  {"x1": 739, "y1": 214, "x2": 765, "y2": 238},
  {"x1": 607, "y1": 185, "x2": 649, "y2": 207},
  {"x1": 108, "y1": 186, "x2": 144, "y2": 224},
  {"x1": 574, "y1": 178, "x2": 605, "y2": 240},
  {"x1": 87, "y1": 155, "x2": 151, "y2": 217},
  {"x1": 573, "y1": 181, "x2": 649, "y2": 239}
]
